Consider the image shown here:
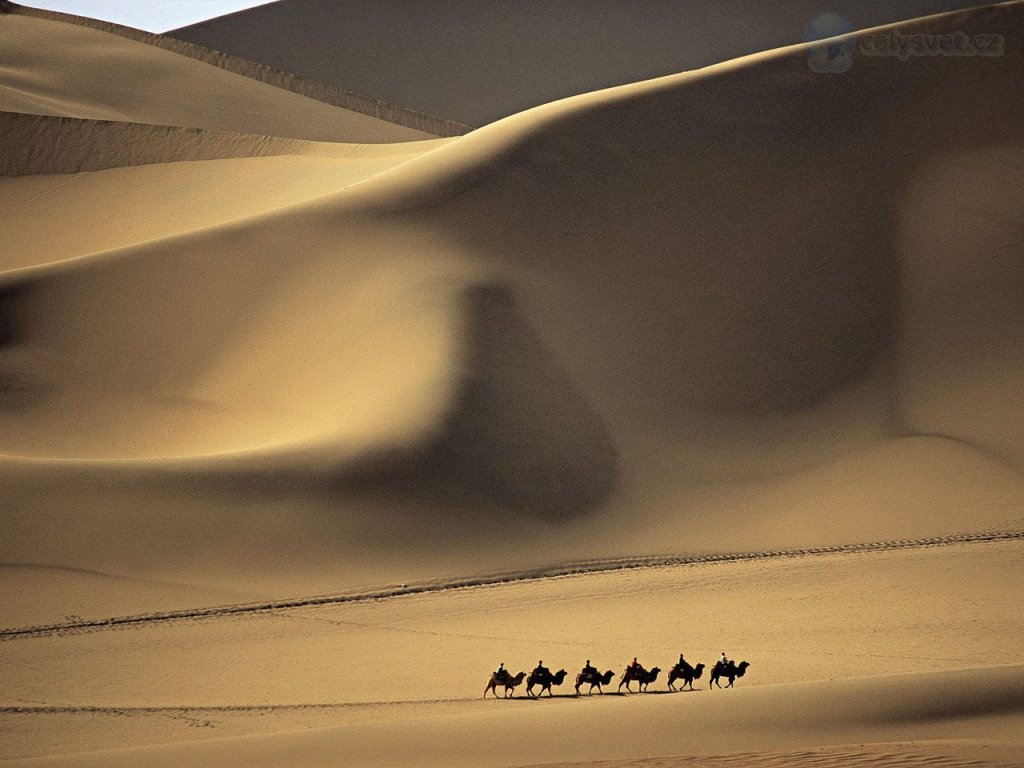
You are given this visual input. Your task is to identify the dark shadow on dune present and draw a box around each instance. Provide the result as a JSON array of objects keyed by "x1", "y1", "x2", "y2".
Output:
[
  {"x1": 433, "y1": 76, "x2": 905, "y2": 418},
  {"x1": 409, "y1": 7, "x2": 1024, "y2": 421},
  {"x1": 336, "y1": 283, "x2": 618, "y2": 521},
  {"x1": 0, "y1": 285, "x2": 23, "y2": 348},
  {"x1": 0, "y1": 284, "x2": 37, "y2": 409}
]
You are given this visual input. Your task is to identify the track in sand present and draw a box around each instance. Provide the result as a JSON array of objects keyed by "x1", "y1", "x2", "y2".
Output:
[{"x1": 3, "y1": 529, "x2": 1020, "y2": 641}]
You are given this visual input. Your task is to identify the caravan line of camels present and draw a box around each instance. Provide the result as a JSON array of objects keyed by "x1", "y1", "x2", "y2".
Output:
[{"x1": 484, "y1": 656, "x2": 751, "y2": 698}]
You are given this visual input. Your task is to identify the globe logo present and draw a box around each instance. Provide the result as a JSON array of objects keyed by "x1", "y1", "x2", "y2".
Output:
[{"x1": 804, "y1": 12, "x2": 856, "y2": 73}]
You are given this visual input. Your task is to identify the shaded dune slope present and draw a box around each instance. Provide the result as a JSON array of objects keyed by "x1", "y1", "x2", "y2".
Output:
[
  {"x1": 338, "y1": 284, "x2": 619, "y2": 518},
  {"x1": 169, "y1": 0, "x2": 1006, "y2": 128},
  {"x1": 1, "y1": 5, "x2": 1022, "y2": 569}
]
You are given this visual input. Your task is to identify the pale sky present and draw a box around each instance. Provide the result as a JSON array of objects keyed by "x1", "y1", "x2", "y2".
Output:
[{"x1": 17, "y1": 0, "x2": 277, "y2": 33}]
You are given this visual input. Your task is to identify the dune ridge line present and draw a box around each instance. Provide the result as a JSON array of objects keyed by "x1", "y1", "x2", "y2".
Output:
[{"x1": 2, "y1": 530, "x2": 1020, "y2": 641}]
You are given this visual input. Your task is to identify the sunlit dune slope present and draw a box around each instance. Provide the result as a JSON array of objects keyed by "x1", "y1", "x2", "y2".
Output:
[
  {"x1": 0, "y1": 4, "x2": 1022, "y2": 579},
  {"x1": 3, "y1": 539, "x2": 1023, "y2": 764},
  {"x1": 14, "y1": 668, "x2": 1020, "y2": 768},
  {"x1": 0, "y1": 10, "x2": 435, "y2": 141},
  {"x1": 0, "y1": 111, "x2": 449, "y2": 177},
  {"x1": 0, "y1": 138, "x2": 446, "y2": 267}
]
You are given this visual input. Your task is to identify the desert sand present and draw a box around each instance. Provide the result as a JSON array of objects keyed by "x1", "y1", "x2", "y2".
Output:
[
  {"x1": 1, "y1": 1, "x2": 1023, "y2": 766},
  {"x1": 171, "y1": 0, "x2": 1008, "y2": 127}
]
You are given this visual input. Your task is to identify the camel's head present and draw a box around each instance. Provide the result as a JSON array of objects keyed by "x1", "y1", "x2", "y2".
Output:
[
  {"x1": 694, "y1": 663, "x2": 705, "y2": 677},
  {"x1": 737, "y1": 661, "x2": 750, "y2": 676}
]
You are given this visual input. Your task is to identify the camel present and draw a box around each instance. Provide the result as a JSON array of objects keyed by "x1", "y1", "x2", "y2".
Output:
[
  {"x1": 526, "y1": 668, "x2": 567, "y2": 697},
  {"x1": 709, "y1": 660, "x2": 749, "y2": 689},
  {"x1": 618, "y1": 665, "x2": 661, "y2": 693},
  {"x1": 484, "y1": 670, "x2": 527, "y2": 698},
  {"x1": 574, "y1": 669, "x2": 615, "y2": 695},
  {"x1": 667, "y1": 661, "x2": 705, "y2": 691}
]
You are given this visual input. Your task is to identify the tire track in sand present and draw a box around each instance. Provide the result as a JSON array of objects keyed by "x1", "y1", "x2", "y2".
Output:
[{"x1": 2, "y1": 529, "x2": 1022, "y2": 641}]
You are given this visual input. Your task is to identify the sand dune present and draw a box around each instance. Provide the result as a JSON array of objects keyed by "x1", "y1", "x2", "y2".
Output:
[
  {"x1": 0, "y1": 563, "x2": 256, "y2": 627},
  {"x1": 2, "y1": 3, "x2": 1022, "y2": 566},
  {"x1": 0, "y1": 111, "x2": 448, "y2": 177},
  {"x1": 1, "y1": 2, "x2": 1022, "y2": 765},
  {"x1": 0, "y1": 137, "x2": 445, "y2": 267},
  {"x1": 6, "y1": 670, "x2": 1023, "y2": 767},
  {"x1": 2, "y1": 540, "x2": 1022, "y2": 764},
  {"x1": 170, "y1": 0, "x2": 1006, "y2": 127},
  {"x1": 0, "y1": 9, "x2": 436, "y2": 141}
]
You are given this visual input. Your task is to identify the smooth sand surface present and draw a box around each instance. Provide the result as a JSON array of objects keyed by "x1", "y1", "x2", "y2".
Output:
[
  {"x1": 1, "y1": 2, "x2": 1023, "y2": 766},
  {"x1": 3, "y1": 541, "x2": 1023, "y2": 765}
]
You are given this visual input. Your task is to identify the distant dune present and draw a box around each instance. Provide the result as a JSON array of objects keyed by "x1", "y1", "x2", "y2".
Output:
[
  {"x1": 0, "y1": 3, "x2": 455, "y2": 140},
  {"x1": 171, "y1": 0, "x2": 1010, "y2": 126},
  {"x1": 1, "y1": 4, "x2": 1023, "y2": 765}
]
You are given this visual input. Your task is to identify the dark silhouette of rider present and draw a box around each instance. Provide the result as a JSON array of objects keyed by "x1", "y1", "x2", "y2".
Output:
[
  {"x1": 582, "y1": 659, "x2": 598, "y2": 676},
  {"x1": 495, "y1": 662, "x2": 506, "y2": 681},
  {"x1": 628, "y1": 656, "x2": 644, "y2": 675},
  {"x1": 534, "y1": 660, "x2": 550, "y2": 678}
]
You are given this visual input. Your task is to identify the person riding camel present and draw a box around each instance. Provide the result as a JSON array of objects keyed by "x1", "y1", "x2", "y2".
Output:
[
  {"x1": 495, "y1": 662, "x2": 507, "y2": 681},
  {"x1": 582, "y1": 659, "x2": 598, "y2": 677},
  {"x1": 534, "y1": 660, "x2": 550, "y2": 679},
  {"x1": 628, "y1": 657, "x2": 644, "y2": 677},
  {"x1": 719, "y1": 652, "x2": 731, "y2": 669},
  {"x1": 677, "y1": 653, "x2": 687, "y2": 670}
]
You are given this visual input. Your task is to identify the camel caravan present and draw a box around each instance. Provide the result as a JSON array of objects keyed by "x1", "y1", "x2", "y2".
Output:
[{"x1": 485, "y1": 654, "x2": 750, "y2": 698}]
